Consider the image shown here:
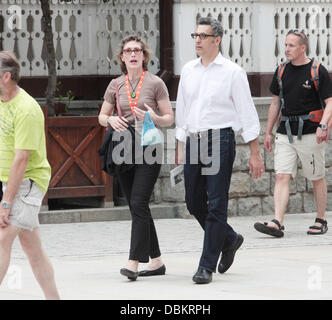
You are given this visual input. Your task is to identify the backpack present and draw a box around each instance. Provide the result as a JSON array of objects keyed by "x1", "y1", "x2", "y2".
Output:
[{"x1": 277, "y1": 59, "x2": 324, "y2": 123}]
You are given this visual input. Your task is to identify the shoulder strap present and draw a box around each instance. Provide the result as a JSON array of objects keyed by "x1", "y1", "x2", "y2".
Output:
[
  {"x1": 277, "y1": 62, "x2": 288, "y2": 83},
  {"x1": 114, "y1": 79, "x2": 122, "y2": 118},
  {"x1": 311, "y1": 59, "x2": 324, "y2": 110},
  {"x1": 277, "y1": 62, "x2": 289, "y2": 109},
  {"x1": 311, "y1": 58, "x2": 321, "y2": 92}
]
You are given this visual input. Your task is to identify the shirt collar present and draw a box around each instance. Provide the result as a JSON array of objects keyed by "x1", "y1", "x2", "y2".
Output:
[{"x1": 193, "y1": 52, "x2": 225, "y2": 68}]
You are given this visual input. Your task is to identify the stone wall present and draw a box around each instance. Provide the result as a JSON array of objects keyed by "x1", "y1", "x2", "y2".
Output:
[{"x1": 154, "y1": 98, "x2": 332, "y2": 216}]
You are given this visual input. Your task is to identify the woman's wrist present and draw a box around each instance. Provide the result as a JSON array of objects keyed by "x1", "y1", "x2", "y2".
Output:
[{"x1": 105, "y1": 116, "x2": 111, "y2": 127}]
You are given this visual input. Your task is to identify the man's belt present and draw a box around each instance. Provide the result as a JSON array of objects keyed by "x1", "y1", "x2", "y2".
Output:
[
  {"x1": 188, "y1": 128, "x2": 232, "y2": 140},
  {"x1": 279, "y1": 114, "x2": 315, "y2": 143}
]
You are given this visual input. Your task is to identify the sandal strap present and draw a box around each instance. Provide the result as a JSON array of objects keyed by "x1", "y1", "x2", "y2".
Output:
[
  {"x1": 309, "y1": 225, "x2": 323, "y2": 230},
  {"x1": 271, "y1": 219, "x2": 284, "y2": 231},
  {"x1": 315, "y1": 218, "x2": 327, "y2": 226}
]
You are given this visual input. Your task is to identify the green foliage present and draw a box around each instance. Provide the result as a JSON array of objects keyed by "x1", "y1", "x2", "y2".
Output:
[{"x1": 56, "y1": 81, "x2": 75, "y2": 113}]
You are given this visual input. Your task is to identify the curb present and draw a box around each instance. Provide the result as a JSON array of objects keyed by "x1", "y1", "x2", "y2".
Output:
[{"x1": 39, "y1": 203, "x2": 190, "y2": 224}]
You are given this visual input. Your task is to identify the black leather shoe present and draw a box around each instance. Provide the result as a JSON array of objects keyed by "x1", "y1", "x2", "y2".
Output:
[
  {"x1": 138, "y1": 264, "x2": 166, "y2": 277},
  {"x1": 218, "y1": 234, "x2": 244, "y2": 274},
  {"x1": 120, "y1": 268, "x2": 138, "y2": 281},
  {"x1": 192, "y1": 267, "x2": 212, "y2": 284}
]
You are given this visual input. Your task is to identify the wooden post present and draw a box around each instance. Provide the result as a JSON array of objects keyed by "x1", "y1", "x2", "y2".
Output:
[{"x1": 158, "y1": 0, "x2": 174, "y2": 83}]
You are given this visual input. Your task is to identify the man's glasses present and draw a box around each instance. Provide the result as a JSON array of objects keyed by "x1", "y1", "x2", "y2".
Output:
[
  {"x1": 191, "y1": 33, "x2": 216, "y2": 40},
  {"x1": 123, "y1": 48, "x2": 143, "y2": 55}
]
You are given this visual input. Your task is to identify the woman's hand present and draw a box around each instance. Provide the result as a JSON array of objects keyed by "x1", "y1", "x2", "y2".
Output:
[
  {"x1": 134, "y1": 103, "x2": 158, "y2": 123},
  {"x1": 108, "y1": 116, "x2": 129, "y2": 132}
]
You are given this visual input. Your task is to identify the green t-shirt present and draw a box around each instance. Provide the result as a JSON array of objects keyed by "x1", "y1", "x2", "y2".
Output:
[{"x1": 0, "y1": 88, "x2": 51, "y2": 193}]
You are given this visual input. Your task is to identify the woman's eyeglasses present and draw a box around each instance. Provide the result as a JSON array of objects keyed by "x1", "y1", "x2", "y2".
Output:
[{"x1": 123, "y1": 48, "x2": 143, "y2": 55}]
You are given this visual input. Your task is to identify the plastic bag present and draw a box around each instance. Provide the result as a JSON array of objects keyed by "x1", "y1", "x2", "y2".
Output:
[{"x1": 141, "y1": 111, "x2": 162, "y2": 146}]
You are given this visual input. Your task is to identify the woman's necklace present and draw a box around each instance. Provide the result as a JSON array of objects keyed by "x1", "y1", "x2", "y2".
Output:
[
  {"x1": 129, "y1": 78, "x2": 140, "y2": 98},
  {"x1": 125, "y1": 71, "x2": 146, "y2": 115}
]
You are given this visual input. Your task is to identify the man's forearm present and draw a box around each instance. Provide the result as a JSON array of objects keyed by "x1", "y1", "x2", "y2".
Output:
[
  {"x1": 266, "y1": 99, "x2": 280, "y2": 136},
  {"x1": 248, "y1": 137, "x2": 261, "y2": 155},
  {"x1": 322, "y1": 102, "x2": 332, "y2": 129},
  {"x1": 175, "y1": 140, "x2": 185, "y2": 165}
]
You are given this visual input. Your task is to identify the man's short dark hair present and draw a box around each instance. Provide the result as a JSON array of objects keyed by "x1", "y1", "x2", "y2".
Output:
[{"x1": 197, "y1": 17, "x2": 224, "y2": 39}]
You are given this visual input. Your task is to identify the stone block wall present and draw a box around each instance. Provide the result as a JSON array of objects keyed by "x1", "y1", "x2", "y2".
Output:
[{"x1": 153, "y1": 98, "x2": 332, "y2": 216}]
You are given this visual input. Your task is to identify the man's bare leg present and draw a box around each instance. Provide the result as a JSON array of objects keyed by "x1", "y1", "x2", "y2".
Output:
[
  {"x1": 0, "y1": 225, "x2": 19, "y2": 285},
  {"x1": 18, "y1": 228, "x2": 60, "y2": 300},
  {"x1": 269, "y1": 173, "x2": 291, "y2": 227},
  {"x1": 257, "y1": 173, "x2": 291, "y2": 229},
  {"x1": 310, "y1": 177, "x2": 327, "y2": 233}
]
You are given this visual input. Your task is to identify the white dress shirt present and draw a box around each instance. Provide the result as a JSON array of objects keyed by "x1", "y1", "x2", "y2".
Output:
[{"x1": 175, "y1": 53, "x2": 260, "y2": 143}]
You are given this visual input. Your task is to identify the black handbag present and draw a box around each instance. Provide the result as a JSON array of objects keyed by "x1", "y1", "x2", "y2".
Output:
[{"x1": 98, "y1": 79, "x2": 136, "y2": 175}]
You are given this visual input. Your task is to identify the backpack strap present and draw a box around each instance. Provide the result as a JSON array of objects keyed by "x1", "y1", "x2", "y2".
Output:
[
  {"x1": 311, "y1": 59, "x2": 320, "y2": 91},
  {"x1": 277, "y1": 62, "x2": 289, "y2": 109},
  {"x1": 311, "y1": 58, "x2": 325, "y2": 110}
]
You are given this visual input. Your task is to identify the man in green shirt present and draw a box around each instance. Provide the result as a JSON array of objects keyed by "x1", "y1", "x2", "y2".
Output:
[{"x1": 0, "y1": 51, "x2": 59, "y2": 299}]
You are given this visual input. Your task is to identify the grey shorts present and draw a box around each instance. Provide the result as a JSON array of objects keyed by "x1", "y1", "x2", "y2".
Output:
[{"x1": 2, "y1": 179, "x2": 44, "y2": 231}]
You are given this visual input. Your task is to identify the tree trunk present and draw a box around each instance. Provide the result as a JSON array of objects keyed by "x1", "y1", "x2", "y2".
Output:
[{"x1": 40, "y1": 0, "x2": 56, "y2": 116}]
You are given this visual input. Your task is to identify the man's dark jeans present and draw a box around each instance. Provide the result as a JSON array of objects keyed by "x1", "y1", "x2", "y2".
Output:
[{"x1": 184, "y1": 128, "x2": 237, "y2": 272}]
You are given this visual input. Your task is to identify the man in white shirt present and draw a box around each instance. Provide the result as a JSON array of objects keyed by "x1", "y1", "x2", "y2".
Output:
[{"x1": 175, "y1": 17, "x2": 264, "y2": 284}]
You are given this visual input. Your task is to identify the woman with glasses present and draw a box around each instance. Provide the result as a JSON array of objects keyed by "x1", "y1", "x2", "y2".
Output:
[{"x1": 98, "y1": 35, "x2": 174, "y2": 281}]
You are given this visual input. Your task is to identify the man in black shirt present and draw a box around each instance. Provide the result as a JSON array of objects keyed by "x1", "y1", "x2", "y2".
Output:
[{"x1": 254, "y1": 30, "x2": 332, "y2": 237}]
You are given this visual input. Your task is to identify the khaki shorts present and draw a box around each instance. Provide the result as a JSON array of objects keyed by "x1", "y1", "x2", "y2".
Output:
[
  {"x1": 274, "y1": 133, "x2": 327, "y2": 181},
  {"x1": 2, "y1": 179, "x2": 44, "y2": 231}
]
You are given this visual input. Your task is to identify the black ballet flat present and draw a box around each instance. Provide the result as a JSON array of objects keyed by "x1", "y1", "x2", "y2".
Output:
[
  {"x1": 138, "y1": 264, "x2": 166, "y2": 277},
  {"x1": 120, "y1": 268, "x2": 138, "y2": 281}
]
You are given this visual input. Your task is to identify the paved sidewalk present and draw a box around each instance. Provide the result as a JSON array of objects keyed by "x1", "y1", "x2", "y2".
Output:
[{"x1": 0, "y1": 212, "x2": 331, "y2": 300}]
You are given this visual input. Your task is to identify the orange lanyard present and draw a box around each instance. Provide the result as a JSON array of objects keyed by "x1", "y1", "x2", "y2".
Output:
[{"x1": 125, "y1": 71, "x2": 146, "y2": 115}]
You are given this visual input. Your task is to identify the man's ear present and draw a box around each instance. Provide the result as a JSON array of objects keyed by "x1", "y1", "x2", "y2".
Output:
[
  {"x1": 2, "y1": 71, "x2": 12, "y2": 83},
  {"x1": 302, "y1": 44, "x2": 307, "y2": 54},
  {"x1": 215, "y1": 36, "x2": 222, "y2": 47}
]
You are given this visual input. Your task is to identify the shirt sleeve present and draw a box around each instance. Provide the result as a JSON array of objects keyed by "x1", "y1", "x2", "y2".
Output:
[
  {"x1": 155, "y1": 78, "x2": 169, "y2": 101},
  {"x1": 269, "y1": 67, "x2": 280, "y2": 96},
  {"x1": 175, "y1": 68, "x2": 187, "y2": 142},
  {"x1": 231, "y1": 68, "x2": 260, "y2": 143},
  {"x1": 104, "y1": 79, "x2": 116, "y2": 104}
]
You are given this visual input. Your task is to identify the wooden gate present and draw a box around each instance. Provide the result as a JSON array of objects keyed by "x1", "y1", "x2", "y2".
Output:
[{"x1": 42, "y1": 107, "x2": 112, "y2": 207}]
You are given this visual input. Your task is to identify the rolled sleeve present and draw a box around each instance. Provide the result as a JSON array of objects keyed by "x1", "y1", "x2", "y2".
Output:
[
  {"x1": 175, "y1": 128, "x2": 187, "y2": 142},
  {"x1": 231, "y1": 68, "x2": 260, "y2": 143}
]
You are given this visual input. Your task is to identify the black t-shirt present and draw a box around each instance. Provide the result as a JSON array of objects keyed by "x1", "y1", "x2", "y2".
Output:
[{"x1": 270, "y1": 60, "x2": 332, "y2": 135}]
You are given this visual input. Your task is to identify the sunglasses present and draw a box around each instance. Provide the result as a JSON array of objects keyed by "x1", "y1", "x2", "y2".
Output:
[
  {"x1": 191, "y1": 33, "x2": 216, "y2": 40},
  {"x1": 287, "y1": 29, "x2": 307, "y2": 39}
]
